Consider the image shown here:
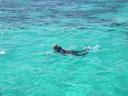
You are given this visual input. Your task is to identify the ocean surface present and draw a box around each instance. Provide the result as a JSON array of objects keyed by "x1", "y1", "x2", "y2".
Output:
[{"x1": 0, "y1": 0, "x2": 128, "y2": 96}]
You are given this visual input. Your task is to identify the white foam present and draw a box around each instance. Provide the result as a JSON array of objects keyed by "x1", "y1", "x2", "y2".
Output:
[
  {"x1": 44, "y1": 51, "x2": 53, "y2": 55},
  {"x1": 0, "y1": 49, "x2": 7, "y2": 55},
  {"x1": 85, "y1": 45, "x2": 100, "y2": 52}
]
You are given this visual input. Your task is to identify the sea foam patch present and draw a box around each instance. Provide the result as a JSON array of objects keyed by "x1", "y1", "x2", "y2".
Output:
[
  {"x1": 0, "y1": 49, "x2": 7, "y2": 55},
  {"x1": 85, "y1": 45, "x2": 100, "y2": 52}
]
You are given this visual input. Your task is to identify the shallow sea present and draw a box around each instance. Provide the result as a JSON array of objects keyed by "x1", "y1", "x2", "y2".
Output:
[{"x1": 0, "y1": 0, "x2": 128, "y2": 96}]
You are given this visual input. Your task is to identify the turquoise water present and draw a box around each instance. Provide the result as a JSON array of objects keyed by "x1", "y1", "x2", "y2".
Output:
[{"x1": 0, "y1": 0, "x2": 128, "y2": 96}]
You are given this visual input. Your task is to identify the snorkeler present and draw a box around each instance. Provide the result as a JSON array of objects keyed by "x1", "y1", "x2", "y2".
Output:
[{"x1": 53, "y1": 44, "x2": 90, "y2": 56}]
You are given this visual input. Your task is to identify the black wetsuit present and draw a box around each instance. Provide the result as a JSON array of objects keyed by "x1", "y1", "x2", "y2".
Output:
[{"x1": 57, "y1": 48, "x2": 89, "y2": 56}]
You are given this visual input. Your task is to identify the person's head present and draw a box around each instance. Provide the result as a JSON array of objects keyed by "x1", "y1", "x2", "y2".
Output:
[{"x1": 53, "y1": 44, "x2": 62, "y2": 52}]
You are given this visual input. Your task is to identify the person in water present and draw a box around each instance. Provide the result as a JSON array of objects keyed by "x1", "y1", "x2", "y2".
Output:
[{"x1": 53, "y1": 44, "x2": 90, "y2": 56}]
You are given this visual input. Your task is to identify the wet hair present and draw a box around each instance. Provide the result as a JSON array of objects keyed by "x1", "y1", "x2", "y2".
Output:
[{"x1": 53, "y1": 45, "x2": 62, "y2": 52}]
